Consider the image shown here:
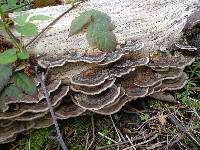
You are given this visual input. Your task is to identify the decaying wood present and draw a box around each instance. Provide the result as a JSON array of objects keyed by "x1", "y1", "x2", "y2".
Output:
[{"x1": 0, "y1": 0, "x2": 199, "y2": 144}]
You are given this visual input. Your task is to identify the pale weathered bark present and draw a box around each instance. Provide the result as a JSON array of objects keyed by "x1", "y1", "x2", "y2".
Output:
[{"x1": 10, "y1": 0, "x2": 199, "y2": 56}]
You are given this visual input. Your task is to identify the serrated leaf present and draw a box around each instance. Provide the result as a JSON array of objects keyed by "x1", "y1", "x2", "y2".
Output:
[
  {"x1": 0, "y1": 48, "x2": 17, "y2": 64},
  {"x1": 16, "y1": 23, "x2": 38, "y2": 36},
  {"x1": 89, "y1": 10, "x2": 115, "y2": 31},
  {"x1": 13, "y1": 14, "x2": 29, "y2": 26},
  {"x1": 0, "y1": 65, "x2": 12, "y2": 92},
  {"x1": 17, "y1": 49, "x2": 29, "y2": 60},
  {"x1": 87, "y1": 24, "x2": 117, "y2": 51},
  {"x1": 69, "y1": 11, "x2": 92, "y2": 36},
  {"x1": 29, "y1": 15, "x2": 52, "y2": 22},
  {"x1": 13, "y1": 72, "x2": 37, "y2": 95},
  {"x1": 0, "y1": 84, "x2": 22, "y2": 112}
]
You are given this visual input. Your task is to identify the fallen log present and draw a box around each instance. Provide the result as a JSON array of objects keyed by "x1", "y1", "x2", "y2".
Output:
[{"x1": 0, "y1": 0, "x2": 199, "y2": 143}]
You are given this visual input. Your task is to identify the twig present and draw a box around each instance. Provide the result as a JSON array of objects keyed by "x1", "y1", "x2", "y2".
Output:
[
  {"x1": 37, "y1": 75, "x2": 68, "y2": 150},
  {"x1": 168, "y1": 114, "x2": 200, "y2": 148},
  {"x1": 96, "y1": 131, "x2": 158, "y2": 150},
  {"x1": 110, "y1": 115, "x2": 122, "y2": 142},
  {"x1": 85, "y1": 115, "x2": 95, "y2": 150},
  {"x1": 4, "y1": 2, "x2": 31, "y2": 13},
  {"x1": 122, "y1": 134, "x2": 159, "y2": 150},
  {"x1": 126, "y1": 135, "x2": 136, "y2": 150},
  {"x1": 24, "y1": 1, "x2": 83, "y2": 48},
  {"x1": 98, "y1": 132, "x2": 118, "y2": 144},
  {"x1": 0, "y1": 7, "x2": 21, "y2": 49}
]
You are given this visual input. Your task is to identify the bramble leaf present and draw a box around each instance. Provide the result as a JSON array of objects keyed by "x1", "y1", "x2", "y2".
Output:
[
  {"x1": 17, "y1": 49, "x2": 29, "y2": 60},
  {"x1": 69, "y1": 11, "x2": 92, "y2": 36},
  {"x1": 0, "y1": 65, "x2": 12, "y2": 92},
  {"x1": 87, "y1": 24, "x2": 117, "y2": 51},
  {"x1": 0, "y1": 48, "x2": 17, "y2": 64},
  {"x1": 29, "y1": 15, "x2": 52, "y2": 22},
  {"x1": 0, "y1": 84, "x2": 22, "y2": 112},
  {"x1": 16, "y1": 23, "x2": 38, "y2": 36},
  {"x1": 13, "y1": 72, "x2": 37, "y2": 95},
  {"x1": 13, "y1": 14, "x2": 29, "y2": 26},
  {"x1": 69, "y1": 9, "x2": 117, "y2": 52}
]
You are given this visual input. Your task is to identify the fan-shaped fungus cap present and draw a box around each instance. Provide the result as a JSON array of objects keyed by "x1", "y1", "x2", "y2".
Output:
[
  {"x1": 38, "y1": 50, "x2": 107, "y2": 68},
  {"x1": 94, "y1": 96, "x2": 132, "y2": 115},
  {"x1": 0, "y1": 86, "x2": 69, "y2": 120},
  {"x1": 120, "y1": 40, "x2": 144, "y2": 53},
  {"x1": 134, "y1": 67, "x2": 183, "y2": 87},
  {"x1": 0, "y1": 121, "x2": 35, "y2": 144},
  {"x1": 162, "y1": 73, "x2": 187, "y2": 90},
  {"x1": 33, "y1": 115, "x2": 53, "y2": 129},
  {"x1": 0, "y1": 120, "x2": 14, "y2": 128},
  {"x1": 55, "y1": 97, "x2": 86, "y2": 119},
  {"x1": 13, "y1": 112, "x2": 46, "y2": 121},
  {"x1": 72, "y1": 85, "x2": 121, "y2": 110},
  {"x1": 38, "y1": 80, "x2": 62, "y2": 100},
  {"x1": 98, "y1": 51, "x2": 124, "y2": 65},
  {"x1": 114, "y1": 56, "x2": 149, "y2": 68},
  {"x1": 148, "y1": 52, "x2": 195, "y2": 69},
  {"x1": 149, "y1": 92, "x2": 176, "y2": 103},
  {"x1": 183, "y1": 10, "x2": 200, "y2": 31},
  {"x1": 71, "y1": 68, "x2": 109, "y2": 87},
  {"x1": 71, "y1": 78, "x2": 116, "y2": 95}
]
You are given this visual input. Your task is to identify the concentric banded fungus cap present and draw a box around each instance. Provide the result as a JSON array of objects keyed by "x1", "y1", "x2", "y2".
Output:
[
  {"x1": 147, "y1": 81, "x2": 162, "y2": 95},
  {"x1": 38, "y1": 80, "x2": 62, "y2": 100},
  {"x1": 183, "y1": 10, "x2": 200, "y2": 31},
  {"x1": 98, "y1": 50, "x2": 124, "y2": 65},
  {"x1": 119, "y1": 72, "x2": 149, "y2": 98},
  {"x1": 133, "y1": 67, "x2": 183, "y2": 87},
  {"x1": 13, "y1": 112, "x2": 46, "y2": 121},
  {"x1": 0, "y1": 86, "x2": 69, "y2": 120},
  {"x1": 72, "y1": 85, "x2": 121, "y2": 110},
  {"x1": 93, "y1": 88, "x2": 127, "y2": 115},
  {"x1": 162, "y1": 73, "x2": 187, "y2": 90},
  {"x1": 0, "y1": 121, "x2": 35, "y2": 144},
  {"x1": 33, "y1": 115, "x2": 53, "y2": 129},
  {"x1": 148, "y1": 52, "x2": 195, "y2": 69},
  {"x1": 71, "y1": 78, "x2": 116, "y2": 95},
  {"x1": 120, "y1": 40, "x2": 144, "y2": 53},
  {"x1": 149, "y1": 92, "x2": 176, "y2": 103},
  {"x1": 114, "y1": 56, "x2": 149, "y2": 68},
  {"x1": 55, "y1": 97, "x2": 86, "y2": 119},
  {"x1": 71, "y1": 68, "x2": 109, "y2": 87},
  {"x1": 94, "y1": 96, "x2": 132, "y2": 115},
  {"x1": 38, "y1": 49, "x2": 107, "y2": 69},
  {"x1": 0, "y1": 120, "x2": 14, "y2": 128}
]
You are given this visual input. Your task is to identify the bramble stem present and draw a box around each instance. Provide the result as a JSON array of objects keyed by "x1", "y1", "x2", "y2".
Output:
[{"x1": 37, "y1": 75, "x2": 68, "y2": 150}]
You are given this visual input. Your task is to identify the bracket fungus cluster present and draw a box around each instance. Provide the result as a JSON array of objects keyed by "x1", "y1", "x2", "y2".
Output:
[{"x1": 0, "y1": 0, "x2": 199, "y2": 144}]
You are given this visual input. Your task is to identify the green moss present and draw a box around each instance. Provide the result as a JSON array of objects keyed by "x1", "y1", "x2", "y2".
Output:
[{"x1": 16, "y1": 127, "x2": 55, "y2": 150}]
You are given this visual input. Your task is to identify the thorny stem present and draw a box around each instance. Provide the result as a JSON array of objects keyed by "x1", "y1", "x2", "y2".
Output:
[
  {"x1": 24, "y1": 1, "x2": 84, "y2": 48},
  {"x1": 0, "y1": 7, "x2": 21, "y2": 49},
  {"x1": 37, "y1": 75, "x2": 68, "y2": 150}
]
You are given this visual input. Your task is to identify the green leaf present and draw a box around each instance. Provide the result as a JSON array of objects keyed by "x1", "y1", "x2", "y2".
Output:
[
  {"x1": 13, "y1": 14, "x2": 29, "y2": 26},
  {"x1": 0, "y1": 84, "x2": 22, "y2": 112},
  {"x1": 15, "y1": 23, "x2": 38, "y2": 36},
  {"x1": 13, "y1": 72, "x2": 37, "y2": 95},
  {"x1": 87, "y1": 24, "x2": 117, "y2": 51},
  {"x1": 0, "y1": 48, "x2": 17, "y2": 64},
  {"x1": 29, "y1": 15, "x2": 52, "y2": 22},
  {"x1": 88, "y1": 10, "x2": 115, "y2": 31},
  {"x1": 17, "y1": 49, "x2": 29, "y2": 60},
  {"x1": 0, "y1": 65, "x2": 12, "y2": 92},
  {"x1": 69, "y1": 11, "x2": 92, "y2": 36}
]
